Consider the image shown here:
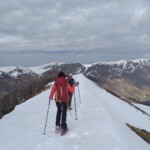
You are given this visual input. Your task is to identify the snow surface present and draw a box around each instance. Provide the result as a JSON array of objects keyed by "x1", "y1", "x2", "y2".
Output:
[
  {"x1": 83, "y1": 64, "x2": 92, "y2": 71},
  {"x1": 134, "y1": 104, "x2": 150, "y2": 114},
  {"x1": 0, "y1": 66, "x2": 33, "y2": 78},
  {"x1": 29, "y1": 62, "x2": 64, "y2": 75},
  {"x1": 83, "y1": 59, "x2": 150, "y2": 70},
  {"x1": 0, "y1": 59, "x2": 150, "y2": 78},
  {"x1": 0, "y1": 62, "x2": 64, "y2": 77},
  {"x1": 0, "y1": 74, "x2": 150, "y2": 150}
]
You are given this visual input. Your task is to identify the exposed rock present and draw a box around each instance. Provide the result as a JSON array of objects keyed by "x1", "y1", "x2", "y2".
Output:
[
  {"x1": 142, "y1": 100, "x2": 150, "y2": 106},
  {"x1": 126, "y1": 123, "x2": 150, "y2": 144}
]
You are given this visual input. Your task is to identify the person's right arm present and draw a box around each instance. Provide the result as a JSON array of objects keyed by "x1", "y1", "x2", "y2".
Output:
[{"x1": 49, "y1": 84, "x2": 56, "y2": 100}]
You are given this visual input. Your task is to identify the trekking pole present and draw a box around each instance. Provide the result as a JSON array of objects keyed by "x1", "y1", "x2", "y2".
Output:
[
  {"x1": 43, "y1": 99, "x2": 51, "y2": 135},
  {"x1": 74, "y1": 91, "x2": 78, "y2": 120},
  {"x1": 78, "y1": 85, "x2": 81, "y2": 104}
]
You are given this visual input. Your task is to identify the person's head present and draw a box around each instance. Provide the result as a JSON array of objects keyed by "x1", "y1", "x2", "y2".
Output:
[{"x1": 58, "y1": 71, "x2": 65, "y2": 78}]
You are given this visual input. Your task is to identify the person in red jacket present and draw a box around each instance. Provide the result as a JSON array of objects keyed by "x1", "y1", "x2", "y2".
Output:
[{"x1": 49, "y1": 71, "x2": 74, "y2": 134}]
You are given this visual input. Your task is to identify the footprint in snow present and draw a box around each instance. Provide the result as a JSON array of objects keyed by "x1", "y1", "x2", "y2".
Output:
[{"x1": 68, "y1": 132, "x2": 77, "y2": 138}]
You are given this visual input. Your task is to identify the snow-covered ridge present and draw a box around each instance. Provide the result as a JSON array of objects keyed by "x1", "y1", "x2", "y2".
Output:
[
  {"x1": 0, "y1": 74, "x2": 150, "y2": 150},
  {"x1": 0, "y1": 59, "x2": 150, "y2": 78},
  {"x1": 83, "y1": 59, "x2": 150, "y2": 73},
  {"x1": 84, "y1": 59, "x2": 150, "y2": 67},
  {"x1": 0, "y1": 66, "x2": 34, "y2": 78},
  {"x1": 29, "y1": 62, "x2": 64, "y2": 75},
  {"x1": 0, "y1": 62, "x2": 64, "y2": 78}
]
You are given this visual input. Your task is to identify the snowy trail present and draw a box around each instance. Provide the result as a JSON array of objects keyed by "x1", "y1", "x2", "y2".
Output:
[{"x1": 0, "y1": 74, "x2": 150, "y2": 150}]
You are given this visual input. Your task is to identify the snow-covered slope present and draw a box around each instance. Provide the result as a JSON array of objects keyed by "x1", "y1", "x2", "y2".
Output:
[
  {"x1": 84, "y1": 59, "x2": 150, "y2": 67},
  {"x1": 0, "y1": 63, "x2": 57, "y2": 78},
  {"x1": 0, "y1": 74, "x2": 150, "y2": 150},
  {"x1": 0, "y1": 66, "x2": 34, "y2": 78},
  {"x1": 1, "y1": 59, "x2": 150, "y2": 78},
  {"x1": 83, "y1": 59, "x2": 150, "y2": 75},
  {"x1": 135, "y1": 104, "x2": 150, "y2": 114},
  {"x1": 29, "y1": 62, "x2": 64, "y2": 75}
]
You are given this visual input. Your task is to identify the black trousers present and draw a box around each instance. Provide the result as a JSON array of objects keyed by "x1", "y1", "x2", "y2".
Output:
[
  {"x1": 68, "y1": 92, "x2": 73, "y2": 107},
  {"x1": 55, "y1": 102, "x2": 67, "y2": 129}
]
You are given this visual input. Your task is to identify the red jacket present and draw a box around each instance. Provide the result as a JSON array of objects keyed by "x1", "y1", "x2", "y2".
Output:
[{"x1": 49, "y1": 78, "x2": 74, "y2": 102}]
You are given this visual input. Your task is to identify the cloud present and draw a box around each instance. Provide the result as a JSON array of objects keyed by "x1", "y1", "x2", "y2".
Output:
[{"x1": 0, "y1": 0, "x2": 150, "y2": 66}]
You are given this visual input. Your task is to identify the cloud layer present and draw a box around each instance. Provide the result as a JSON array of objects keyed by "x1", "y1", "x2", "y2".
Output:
[{"x1": 0, "y1": 0, "x2": 150, "y2": 66}]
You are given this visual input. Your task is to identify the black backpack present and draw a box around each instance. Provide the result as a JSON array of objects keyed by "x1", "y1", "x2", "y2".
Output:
[{"x1": 67, "y1": 77, "x2": 74, "y2": 86}]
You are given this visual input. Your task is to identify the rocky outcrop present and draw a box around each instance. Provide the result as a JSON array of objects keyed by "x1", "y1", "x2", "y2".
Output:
[{"x1": 126, "y1": 123, "x2": 150, "y2": 144}]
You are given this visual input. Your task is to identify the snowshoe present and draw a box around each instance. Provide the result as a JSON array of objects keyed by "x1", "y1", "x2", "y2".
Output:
[
  {"x1": 61, "y1": 127, "x2": 69, "y2": 136},
  {"x1": 55, "y1": 126, "x2": 61, "y2": 134}
]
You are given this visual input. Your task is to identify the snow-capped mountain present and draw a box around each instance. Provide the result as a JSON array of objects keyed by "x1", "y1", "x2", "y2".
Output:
[
  {"x1": 84, "y1": 59, "x2": 150, "y2": 103},
  {"x1": 0, "y1": 66, "x2": 34, "y2": 78},
  {"x1": 0, "y1": 63, "x2": 84, "y2": 118},
  {"x1": 0, "y1": 62, "x2": 84, "y2": 78},
  {"x1": 0, "y1": 74, "x2": 150, "y2": 150},
  {"x1": 0, "y1": 59, "x2": 150, "y2": 79},
  {"x1": 0, "y1": 59, "x2": 150, "y2": 119},
  {"x1": 0, "y1": 63, "x2": 61, "y2": 78},
  {"x1": 84, "y1": 59, "x2": 150, "y2": 75}
]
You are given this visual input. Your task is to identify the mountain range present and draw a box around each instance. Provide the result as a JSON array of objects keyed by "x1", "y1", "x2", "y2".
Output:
[{"x1": 0, "y1": 59, "x2": 150, "y2": 118}]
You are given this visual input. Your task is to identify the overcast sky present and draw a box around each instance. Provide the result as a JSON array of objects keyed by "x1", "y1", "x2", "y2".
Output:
[{"x1": 0, "y1": 0, "x2": 150, "y2": 67}]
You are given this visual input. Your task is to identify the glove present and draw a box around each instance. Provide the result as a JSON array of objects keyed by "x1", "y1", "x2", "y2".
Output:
[{"x1": 49, "y1": 96, "x2": 53, "y2": 101}]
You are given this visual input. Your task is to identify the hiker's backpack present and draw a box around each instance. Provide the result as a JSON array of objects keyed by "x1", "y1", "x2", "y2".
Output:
[
  {"x1": 67, "y1": 77, "x2": 74, "y2": 86},
  {"x1": 55, "y1": 77, "x2": 69, "y2": 102}
]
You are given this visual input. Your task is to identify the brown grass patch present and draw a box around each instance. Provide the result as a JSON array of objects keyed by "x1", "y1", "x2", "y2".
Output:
[{"x1": 126, "y1": 123, "x2": 150, "y2": 144}]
